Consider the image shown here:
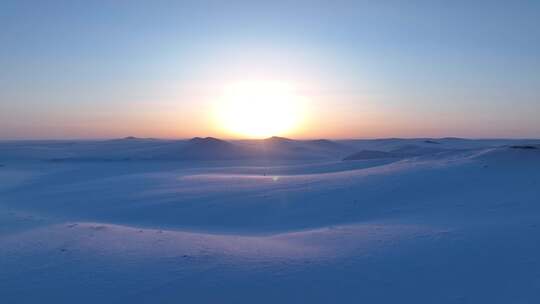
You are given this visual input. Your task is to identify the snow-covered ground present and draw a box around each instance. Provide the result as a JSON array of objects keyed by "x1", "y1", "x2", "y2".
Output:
[{"x1": 1, "y1": 138, "x2": 540, "y2": 303}]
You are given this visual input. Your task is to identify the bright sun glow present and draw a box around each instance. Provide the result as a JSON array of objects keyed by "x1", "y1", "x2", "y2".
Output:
[{"x1": 214, "y1": 81, "x2": 305, "y2": 138}]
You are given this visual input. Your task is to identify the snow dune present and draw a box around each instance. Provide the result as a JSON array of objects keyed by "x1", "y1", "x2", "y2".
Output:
[{"x1": 1, "y1": 139, "x2": 539, "y2": 303}]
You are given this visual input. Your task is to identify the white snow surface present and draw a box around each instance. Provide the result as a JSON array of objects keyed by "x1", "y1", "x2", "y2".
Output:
[{"x1": 1, "y1": 138, "x2": 540, "y2": 303}]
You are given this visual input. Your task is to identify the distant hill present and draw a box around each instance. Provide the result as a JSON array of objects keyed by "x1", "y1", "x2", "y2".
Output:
[
  {"x1": 178, "y1": 137, "x2": 248, "y2": 160},
  {"x1": 2, "y1": 137, "x2": 539, "y2": 162}
]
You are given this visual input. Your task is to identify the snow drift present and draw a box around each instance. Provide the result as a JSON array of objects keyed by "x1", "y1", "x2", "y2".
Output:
[{"x1": 1, "y1": 138, "x2": 540, "y2": 303}]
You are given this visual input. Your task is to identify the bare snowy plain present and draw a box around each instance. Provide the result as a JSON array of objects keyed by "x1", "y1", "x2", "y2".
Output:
[{"x1": 1, "y1": 137, "x2": 540, "y2": 303}]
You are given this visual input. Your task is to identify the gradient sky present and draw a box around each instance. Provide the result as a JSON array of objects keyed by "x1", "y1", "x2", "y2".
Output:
[{"x1": 1, "y1": 0, "x2": 539, "y2": 139}]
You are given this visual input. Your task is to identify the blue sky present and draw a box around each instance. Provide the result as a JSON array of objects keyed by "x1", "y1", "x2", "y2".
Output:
[{"x1": 1, "y1": 0, "x2": 539, "y2": 139}]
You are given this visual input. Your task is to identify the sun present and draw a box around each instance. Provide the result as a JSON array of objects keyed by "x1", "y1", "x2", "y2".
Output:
[{"x1": 214, "y1": 81, "x2": 305, "y2": 138}]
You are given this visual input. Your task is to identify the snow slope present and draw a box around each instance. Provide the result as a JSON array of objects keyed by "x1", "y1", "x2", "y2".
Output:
[{"x1": 1, "y1": 139, "x2": 539, "y2": 303}]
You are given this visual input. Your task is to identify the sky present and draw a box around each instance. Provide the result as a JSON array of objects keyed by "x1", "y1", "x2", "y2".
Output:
[{"x1": 1, "y1": 0, "x2": 539, "y2": 139}]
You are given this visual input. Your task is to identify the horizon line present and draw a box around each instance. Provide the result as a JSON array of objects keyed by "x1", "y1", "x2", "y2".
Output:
[{"x1": 1, "y1": 135, "x2": 540, "y2": 142}]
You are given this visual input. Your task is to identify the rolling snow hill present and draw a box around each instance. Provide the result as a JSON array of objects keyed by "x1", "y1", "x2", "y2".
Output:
[{"x1": 1, "y1": 138, "x2": 540, "y2": 303}]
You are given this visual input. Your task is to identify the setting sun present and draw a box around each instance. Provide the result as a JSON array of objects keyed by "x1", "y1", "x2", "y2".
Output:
[{"x1": 213, "y1": 81, "x2": 306, "y2": 138}]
